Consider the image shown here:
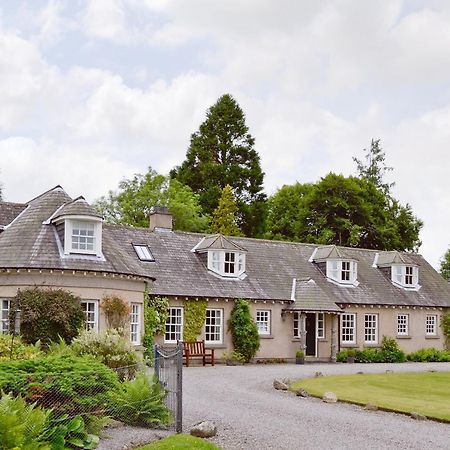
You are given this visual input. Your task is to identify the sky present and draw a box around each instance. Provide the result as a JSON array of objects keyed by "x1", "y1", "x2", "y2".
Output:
[{"x1": 0, "y1": 0, "x2": 449, "y2": 269}]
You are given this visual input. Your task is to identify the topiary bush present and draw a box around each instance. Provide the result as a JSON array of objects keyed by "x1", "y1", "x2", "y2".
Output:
[
  {"x1": 12, "y1": 287, "x2": 85, "y2": 346},
  {"x1": 228, "y1": 299, "x2": 260, "y2": 363},
  {"x1": 70, "y1": 328, "x2": 139, "y2": 376},
  {"x1": 108, "y1": 372, "x2": 171, "y2": 427},
  {"x1": 0, "y1": 334, "x2": 41, "y2": 361},
  {"x1": 0, "y1": 354, "x2": 120, "y2": 417}
]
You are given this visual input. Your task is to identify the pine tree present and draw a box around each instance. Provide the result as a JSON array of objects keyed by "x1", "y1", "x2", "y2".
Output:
[
  {"x1": 171, "y1": 94, "x2": 266, "y2": 237},
  {"x1": 440, "y1": 247, "x2": 450, "y2": 281},
  {"x1": 211, "y1": 185, "x2": 243, "y2": 236},
  {"x1": 353, "y1": 139, "x2": 394, "y2": 195}
]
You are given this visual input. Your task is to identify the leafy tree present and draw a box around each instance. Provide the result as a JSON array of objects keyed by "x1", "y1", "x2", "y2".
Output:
[
  {"x1": 211, "y1": 184, "x2": 243, "y2": 236},
  {"x1": 228, "y1": 299, "x2": 260, "y2": 362},
  {"x1": 353, "y1": 139, "x2": 394, "y2": 194},
  {"x1": 266, "y1": 173, "x2": 422, "y2": 251},
  {"x1": 440, "y1": 247, "x2": 450, "y2": 281},
  {"x1": 171, "y1": 94, "x2": 267, "y2": 237},
  {"x1": 95, "y1": 167, "x2": 209, "y2": 232}
]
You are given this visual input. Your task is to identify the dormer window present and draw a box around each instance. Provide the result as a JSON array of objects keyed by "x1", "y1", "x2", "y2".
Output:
[
  {"x1": 392, "y1": 265, "x2": 418, "y2": 288},
  {"x1": 72, "y1": 221, "x2": 95, "y2": 252},
  {"x1": 208, "y1": 250, "x2": 245, "y2": 278},
  {"x1": 327, "y1": 260, "x2": 357, "y2": 285}
]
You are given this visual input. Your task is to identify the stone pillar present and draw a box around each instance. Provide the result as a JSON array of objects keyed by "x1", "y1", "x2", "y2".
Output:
[
  {"x1": 300, "y1": 313, "x2": 307, "y2": 354},
  {"x1": 330, "y1": 314, "x2": 338, "y2": 363}
]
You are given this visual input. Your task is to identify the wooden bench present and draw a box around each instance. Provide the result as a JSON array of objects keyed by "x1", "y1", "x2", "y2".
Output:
[{"x1": 180, "y1": 340, "x2": 215, "y2": 367}]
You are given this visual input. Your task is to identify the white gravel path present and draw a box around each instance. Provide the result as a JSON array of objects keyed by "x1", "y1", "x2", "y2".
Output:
[{"x1": 183, "y1": 362, "x2": 450, "y2": 450}]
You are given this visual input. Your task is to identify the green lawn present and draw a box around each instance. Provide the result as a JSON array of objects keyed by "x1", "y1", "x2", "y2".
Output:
[
  {"x1": 135, "y1": 434, "x2": 219, "y2": 450},
  {"x1": 290, "y1": 371, "x2": 450, "y2": 421}
]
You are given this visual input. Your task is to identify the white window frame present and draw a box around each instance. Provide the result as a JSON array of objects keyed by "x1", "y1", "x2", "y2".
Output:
[
  {"x1": 256, "y1": 310, "x2": 271, "y2": 335},
  {"x1": 133, "y1": 244, "x2": 154, "y2": 262},
  {"x1": 207, "y1": 250, "x2": 245, "y2": 277},
  {"x1": 165, "y1": 307, "x2": 183, "y2": 343},
  {"x1": 364, "y1": 314, "x2": 378, "y2": 344},
  {"x1": 1, "y1": 299, "x2": 11, "y2": 334},
  {"x1": 327, "y1": 260, "x2": 357, "y2": 285},
  {"x1": 205, "y1": 309, "x2": 223, "y2": 344},
  {"x1": 81, "y1": 300, "x2": 99, "y2": 332},
  {"x1": 341, "y1": 313, "x2": 356, "y2": 344},
  {"x1": 397, "y1": 314, "x2": 409, "y2": 336},
  {"x1": 130, "y1": 303, "x2": 141, "y2": 345},
  {"x1": 317, "y1": 313, "x2": 325, "y2": 339},
  {"x1": 426, "y1": 314, "x2": 437, "y2": 336},
  {"x1": 63, "y1": 218, "x2": 102, "y2": 256},
  {"x1": 392, "y1": 265, "x2": 419, "y2": 288},
  {"x1": 293, "y1": 312, "x2": 300, "y2": 338}
]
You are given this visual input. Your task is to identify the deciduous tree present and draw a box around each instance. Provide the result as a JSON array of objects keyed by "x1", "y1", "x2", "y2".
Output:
[
  {"x1": 440, "y1": 247, "x2": 450, "y2": 281},
  {"x1": 171, "y1": 94, "x2": 266, "y2": 237}
]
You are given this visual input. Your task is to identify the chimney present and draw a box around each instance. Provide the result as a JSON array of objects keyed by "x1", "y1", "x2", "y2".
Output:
[{"x1": 149, "y1": 206, "x2": 173, "y2": 232}]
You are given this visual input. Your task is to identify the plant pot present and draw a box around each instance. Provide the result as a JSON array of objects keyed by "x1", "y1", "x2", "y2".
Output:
[
  {"x1": 295, "y1": 357, "x2": 305, "y2": 365},
  {"x1": 347, "y1": 356, "x2": 355, "y2": 364}
]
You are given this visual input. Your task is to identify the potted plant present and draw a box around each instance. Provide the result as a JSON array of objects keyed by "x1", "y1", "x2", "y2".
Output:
[
  {"x1": 295, "y1": 350, "x2": 305, "y2": 365},
  {"x1": 346, "y1": 348, "x2": 357, "y2": 364}
]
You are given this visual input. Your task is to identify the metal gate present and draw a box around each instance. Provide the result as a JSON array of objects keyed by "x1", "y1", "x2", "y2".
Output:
[{"x1": 154, "y1": 343, "x2": 183, "y2": 432}]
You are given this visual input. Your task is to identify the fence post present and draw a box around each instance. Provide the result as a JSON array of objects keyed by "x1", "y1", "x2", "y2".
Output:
[
  {"x1": 176, "y1": 341, "x2": 183, "y2": 433},
  {"x1": 154, "y1": 344, "x2": 160, "y2": 379}
]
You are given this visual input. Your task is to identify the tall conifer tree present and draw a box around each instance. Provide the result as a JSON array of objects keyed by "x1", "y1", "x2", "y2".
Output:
[
  {"x1": 171, "y1": 94, "x2": 266, "y2": 237},
  {"x1": 211, "y1": 185, "x2": 243, "y2": 236}
]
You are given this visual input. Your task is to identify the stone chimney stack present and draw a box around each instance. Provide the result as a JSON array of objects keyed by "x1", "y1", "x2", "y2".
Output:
[{"x1": 149, "y1": 206, "x2": 173, "y2": 232}]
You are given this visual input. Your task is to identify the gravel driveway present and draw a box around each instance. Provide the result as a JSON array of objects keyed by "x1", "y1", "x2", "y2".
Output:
[{"x1": 183, "y1": 362, "x2": 450, "y2": 450}]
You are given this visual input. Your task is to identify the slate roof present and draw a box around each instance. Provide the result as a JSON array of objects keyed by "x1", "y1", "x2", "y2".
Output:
[
  {"x1": 377, "y1": 250, "x2": 417, "y2": 266},
  {"x1": 0, "y1": 202, "x2": 27, "y2": 228},
  {"x1": 1, "y1": 186, "x2": 450, "y2": 310},
  {"x1": 312, "y1": 245, "x2": 358, "y2": 261},
  {"x1": 194, "y1": 234, "x2": 247, "y2": 252},
  {"x1": 52, "y1": 197, "x2": 103, "y2": 221}
]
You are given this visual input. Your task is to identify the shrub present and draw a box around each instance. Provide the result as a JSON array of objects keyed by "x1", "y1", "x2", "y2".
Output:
[
  {"x1": 101, "y1": 295, "x2": 130, "y2": 330},
  {"x1": 0, "y1": 354, "x2": 120, "y2": 417},
  {"x1": 441, "y1": 312, "x2": 450, "y2": 349},
  {"x1": 70, "y1": 328, "x2": 139, "y2": 373},
  {"x1": 228, "y1": 299, "x2": 260, "y2": 363},
  {"x1": 143, "y1": 291, "x2": 169, "y2": 362},
  {"x1": 0, "y1": 334, "x2": 41, "y2": 361},
  {"x1": 379, "y1": 336, "x2": 406, "y2": 363},
  {"x1": 407, "y1": 347, "x2": 450, "y2": 362},
  {"x1": 0, "y1": 392, "x2": 51, "y2": 449},
  {"x1": 12, "y1": 287, "x2": 85, "y2": 346},
  {"x1": 108, "y1": 372, "x2": 171, "y2": 427}
]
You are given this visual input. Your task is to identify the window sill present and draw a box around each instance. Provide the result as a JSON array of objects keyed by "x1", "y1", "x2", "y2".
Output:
[
  {"x1": 340, "y1": 344, "x2": 358, "y2": 348},
  {"x1": 259, "y1": 335, "x2": 274, "y2": 339},
  {"x1": 396, "y1": 335, "x2": 411, "y2": 339},
  {"x1": 205, "y1": 344, "x2": 227, "y2": 349},
  {"x1": 425, "y1": 335, "x2": 440, "y2": 339},
  {"x1": 363, "y1": 344, "x2": 380, "y2": 348},
  {"x1": 318, "y1": 338, "x2": 328, "y2": 342}
]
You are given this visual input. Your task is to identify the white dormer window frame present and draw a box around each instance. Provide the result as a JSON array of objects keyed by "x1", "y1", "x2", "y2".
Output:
[
  {"x1": 391, "y1": 264, "x2": 419, "y2": 289},
  {"x1": 62, "y1": 217, "x2": 102, "y2": 257},
  {"x1": 326, "y1": 259, "x2": 357, "y2": 285},
  {"x1": 207, "y1": 250, "x2": 246, "y2": 278}
]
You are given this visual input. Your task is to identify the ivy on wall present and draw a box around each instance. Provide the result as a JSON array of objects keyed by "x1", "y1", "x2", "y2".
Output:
[
  {"x1": 143, "y1": 284, "x2": 169, "y2": 361},
  {"x1": 183, "y1": 300, "x2": 207, "y2": 342},
  {"x1": 442, "y1": 312, "x2": 450, "y2": 349}
]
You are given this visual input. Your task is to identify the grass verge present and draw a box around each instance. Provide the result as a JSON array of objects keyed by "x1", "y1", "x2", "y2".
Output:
[
  {"x1": 290, "y1": 371, "x2": 450, "y2": 422},
  {"x1": 135, "y1": 433, "x2": 219, "y2": 449}
]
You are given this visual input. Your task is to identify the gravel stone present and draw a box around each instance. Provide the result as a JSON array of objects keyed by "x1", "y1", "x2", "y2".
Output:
[{"x1": 183, "y1": 362, "x2": 450, "y2": 450}]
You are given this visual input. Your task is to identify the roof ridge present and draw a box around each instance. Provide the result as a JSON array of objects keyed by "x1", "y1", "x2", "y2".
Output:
[{"x1": 27, "y1": 185, "x2": 68, "y2": 204}]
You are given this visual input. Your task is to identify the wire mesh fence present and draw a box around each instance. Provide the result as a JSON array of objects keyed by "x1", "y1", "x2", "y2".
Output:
[{"x1": 0, "y1": 356, "x2": 182, "y2": 439}]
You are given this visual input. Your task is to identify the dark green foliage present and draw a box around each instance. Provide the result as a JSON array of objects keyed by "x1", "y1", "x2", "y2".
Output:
[
  {"x1": 94, "y1": 167, "x2": 209, "y2": 232},
  {"x1": 440, "y1": 247, "x2": 450, "y2": 281},
  {"x1": 0, "y1": 354, "x2": 119, "y2": 417},
  {"x1": 12, "y1": 288, "x2": 85, "y2": 346},
  {"x1": 108, "y1": 372, "x2": 171, "y2": 427},
  {"x1": 211, "y1": 184, "x2": 243, "y2": 236},
  {"x1": 442, "y1": 312, "x2": 450, "y2": 349},
  {"x1": 407, "y1": 348, "x2": 450, "y2": 362},
  {"x1": 336, "y1": 337, "x2": 406, "y2": 363},
  {"x1": 353, "y1": 139, "x2": 394, "y2": 195},
  {"x1": 171, "y1": 94, "x2": 267, "y2": 237},
  {"x1": 228, "y1": 299, "x2": 260, "y2": 362},
  {"x1": 266, "y1": 173, "x2": 422, "y2": 251}
]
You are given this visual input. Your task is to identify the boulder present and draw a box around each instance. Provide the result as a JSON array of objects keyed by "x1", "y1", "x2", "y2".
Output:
[
  {"x1": 190, "y1": 421, "x2": 217, "y2": 438},
  {"x1": 314, "y1": 372, "x2": 323, "y2": 378},
  {"x1": 322, "y1": 392, "x2": 337, "y2": 403},
  {"x1": 273, "y1": 378, "x2": 289, "y2": 390},
  {"x1": 385, "y1": 370, "x2": 394, "y2": 374},
  {"x1": 296, "y1": 388, "x2": 310, "y2": 398},
  {"x1": 410, "y1": 412, "x2": 427, "y2": 421},
  {"x1": 364, "y1": 403, "x2": 378, "y2": 411}
]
